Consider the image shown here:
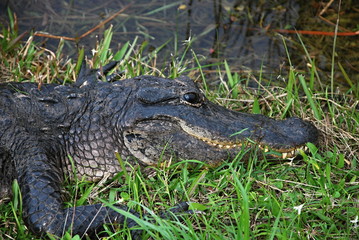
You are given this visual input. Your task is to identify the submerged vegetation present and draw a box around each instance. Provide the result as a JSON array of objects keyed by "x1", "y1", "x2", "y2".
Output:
[{"x1": 0, "y1": 6, "x2": 358, "y2": 240}]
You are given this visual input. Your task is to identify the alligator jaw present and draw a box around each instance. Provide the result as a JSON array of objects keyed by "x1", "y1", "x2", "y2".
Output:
[{"x1": 179, "y1": 120, "x2": 310, "y2": 160}]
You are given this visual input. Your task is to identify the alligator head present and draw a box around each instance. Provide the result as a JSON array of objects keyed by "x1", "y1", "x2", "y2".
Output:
[{"x1": 119, "y1": 75, "x2": 318, "y2": 166}]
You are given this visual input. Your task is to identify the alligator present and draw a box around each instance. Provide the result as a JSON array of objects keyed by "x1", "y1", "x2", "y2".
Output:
[{"x1": 0, "y1": 62, "x2": 318, "y2": 238}]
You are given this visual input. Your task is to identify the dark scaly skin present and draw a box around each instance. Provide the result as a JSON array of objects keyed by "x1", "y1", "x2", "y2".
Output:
[
  {"x1": 0, "y1": 65, "x2": 142, "y2": 238},
  {"x1": 0, "y1": 62, "x2": 318, "y2": 238}
]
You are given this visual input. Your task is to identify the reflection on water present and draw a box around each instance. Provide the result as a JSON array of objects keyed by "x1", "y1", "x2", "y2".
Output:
[{"x1": 1, "y1": 0, "x2": 358, "y2": 87}]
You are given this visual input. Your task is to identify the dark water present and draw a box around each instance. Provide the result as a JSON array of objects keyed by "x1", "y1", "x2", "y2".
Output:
[{"x1": 1, "y1": 0, "x2": 358, "y2": 89}]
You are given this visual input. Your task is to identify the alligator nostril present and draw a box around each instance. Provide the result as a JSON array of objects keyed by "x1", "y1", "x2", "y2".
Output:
[{"x1": 283, "y1": 117, "x2": 318, "y2": 143}]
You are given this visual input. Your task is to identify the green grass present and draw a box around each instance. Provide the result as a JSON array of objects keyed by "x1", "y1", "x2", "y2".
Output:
[{"x1": 0, "y1": 13, "x2": 358, "y2": 240}]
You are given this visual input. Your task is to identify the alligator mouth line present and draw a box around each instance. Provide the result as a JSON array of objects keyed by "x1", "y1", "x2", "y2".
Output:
[
  {"x1": 197, "y1": 136, "x2": 308, "y2": 159},
  {"x1": 180, "y1": 122, "x2": 309, "y2": 159}
]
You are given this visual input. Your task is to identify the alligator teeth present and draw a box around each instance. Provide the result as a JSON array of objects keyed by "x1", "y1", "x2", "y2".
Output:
[
  {"x1": 184, "y1": 123, "x2": 310, "y2": 158},
  {"x1": 200, "y1": 138, "x2": 241, "y2": 149}
]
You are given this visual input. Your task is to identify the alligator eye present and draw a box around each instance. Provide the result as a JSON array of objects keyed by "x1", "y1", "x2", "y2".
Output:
[{"x1": 183, "y1": 92, "x2": 201, "y2": 105}]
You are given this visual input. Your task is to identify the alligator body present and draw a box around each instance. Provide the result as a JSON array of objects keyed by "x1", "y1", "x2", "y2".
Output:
[{"x1": 0, "y1": 63, "x2": 318, "y2": 238}]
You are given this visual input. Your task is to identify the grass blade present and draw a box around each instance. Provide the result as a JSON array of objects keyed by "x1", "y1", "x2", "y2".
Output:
[{"x1": 298, "y1": 75, "x2": 321, "y2": 120}]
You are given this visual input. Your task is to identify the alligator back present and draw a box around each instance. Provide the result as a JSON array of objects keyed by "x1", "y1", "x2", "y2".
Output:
[
  {"x1": 0, "y1": 82, "x2": 85, "y2": 199},
  {"x1": 0, "y1": 66, "x2": 144, "y2": 237}
]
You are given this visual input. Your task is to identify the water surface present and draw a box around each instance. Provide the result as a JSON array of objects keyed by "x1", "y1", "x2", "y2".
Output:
[{"x1": 2, "y1": 0, "x2": 358, "y2": 89}]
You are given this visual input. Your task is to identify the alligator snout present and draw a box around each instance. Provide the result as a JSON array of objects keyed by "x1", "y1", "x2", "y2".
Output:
[
  {"x1": 257, "y1": 117, "x2": 319, "y2": 152},
  {"x1": 281, "y1": 117, "x2": 318, "y2": 144}
]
